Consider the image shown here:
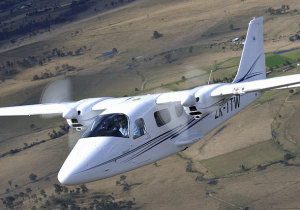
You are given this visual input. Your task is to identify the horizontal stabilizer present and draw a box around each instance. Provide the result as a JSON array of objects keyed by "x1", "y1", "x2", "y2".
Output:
[{"x1": 211, "y1": 74, "x2": 300, "y2": 96}]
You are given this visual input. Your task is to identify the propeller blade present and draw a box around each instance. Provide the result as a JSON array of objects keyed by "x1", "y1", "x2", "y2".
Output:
[{"x1": 40, "y1": 78, "x2": 72, "y2": 118}]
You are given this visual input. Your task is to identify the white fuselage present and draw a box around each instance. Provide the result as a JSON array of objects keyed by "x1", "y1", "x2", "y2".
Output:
[{"x1": 58, "y1": 91, "x2": 260, "y2": 185}]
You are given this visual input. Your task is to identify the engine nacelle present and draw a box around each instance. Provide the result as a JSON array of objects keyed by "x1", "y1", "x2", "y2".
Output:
[
  {"x1": 64, "y1": 98, "x2": 108, "y2": 130},
  {"x1": 182, "y1": 84, "x2": 229, "y2": 119}
]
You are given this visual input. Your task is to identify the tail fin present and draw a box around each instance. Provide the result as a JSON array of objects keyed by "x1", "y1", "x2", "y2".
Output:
[{"x1": 233, "y1": 17, "x2": 266, "y2": 83}]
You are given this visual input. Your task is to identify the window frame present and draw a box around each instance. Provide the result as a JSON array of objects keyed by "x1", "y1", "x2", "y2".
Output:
[
  {"x1": 133, "y1": 118, "x2": 147, "y2": 139},
  {"x1": 154, "y1": 108, "x2": 172, "y2": 127},
  {"x1": 81, "y1": 113, "x2": 130, "y2": 138}
]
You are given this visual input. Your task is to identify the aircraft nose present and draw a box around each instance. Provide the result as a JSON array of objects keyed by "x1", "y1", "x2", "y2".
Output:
[
  {"x1": 57, "y1": 138, "x2": 108, "y2": 185},
  {"x1": 58, "y1": 169, "x2": 76, "y2": 185}
]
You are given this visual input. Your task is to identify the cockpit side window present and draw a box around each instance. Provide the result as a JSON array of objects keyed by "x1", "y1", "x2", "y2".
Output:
[
  {"x1": 175, "y1": 104, "x2": 184, "y2": 117},
  {"x1": 81, "y1": 113, "x2": 129, "y2": 138},
  {"x1": 154, "y1": 108, "x2": 171, "y2": 127},
  {"x1": 133, "y1": 118, "x2": 146, "y2": 139}
]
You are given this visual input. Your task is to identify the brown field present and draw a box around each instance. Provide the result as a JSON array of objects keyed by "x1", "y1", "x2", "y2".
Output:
[{"x1": 1, "y1": 0, "x2": 300, "y2": 209}]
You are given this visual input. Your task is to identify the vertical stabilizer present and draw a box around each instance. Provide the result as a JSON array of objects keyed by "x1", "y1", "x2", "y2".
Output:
[{"x1": 233, "y1": 17, "x2": 266, "y2": 83}]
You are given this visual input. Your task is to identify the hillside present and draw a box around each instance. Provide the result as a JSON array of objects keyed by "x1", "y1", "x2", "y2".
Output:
[{"x1": 1, "y1": 0, "x2": 300, "y2": 209}]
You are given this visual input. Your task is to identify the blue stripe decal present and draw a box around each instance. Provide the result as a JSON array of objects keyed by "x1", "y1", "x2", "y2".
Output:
[
  {"x1": 124, "y1": 118, "x2": 198, "y2": 162},
  {"x1": 235, "y1": 54, "x2": 263, "y2": 83},
  {"x1": 126, "y1": 116, "x2": 208, "y2": 161},
  {"x1": 77, "y1": 117, "x2": 199, "y2": 173}
]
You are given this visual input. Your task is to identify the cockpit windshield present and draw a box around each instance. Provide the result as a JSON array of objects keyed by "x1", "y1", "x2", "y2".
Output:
[{"x1": 81, "y1": 114, "x2": 129, "y2": 138}]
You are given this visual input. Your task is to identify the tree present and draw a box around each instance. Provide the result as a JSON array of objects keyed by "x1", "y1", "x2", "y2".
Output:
[
  {"x1": 153, "y1": 31, "x2": 163, "y2": 39},
  {"x1": 282, "y1": 4, "x2": 286, "y2": 13},
  {"x1": 33, "y1": 74, "x2": 39, "y2": 80},
  {"x1": 76, "y1": 187, "x2": 81, "y2": 194},
  {"x1": 40, "y1": 189, "x2": 47, "y2": 198},
  {"x1": 112, "y1": 48, "x2": 118, "y2": 53},
  {"x1": 26, "y1": 188, "x2": 32, "y2": 194},
  {"x1": 284, "y1": 153, "x2": 295, "y2": 161},
  {"x1": 4, "y1": 196, "x2": 15, "y2": 208},
  {"x1": 29, "y1": 173, "x2": 37, "y2": 182},
  {"x1": 80, "y1": 184, "x2": 88, "y2": 193},
  {"x1": 8, "y1": 180, "x2": 12, "y2": 188},
  {"x1": 19, "y1": 192, "x2": 25, "y2": 200},
  {"x1": 53, "y1": 184, "x2": 63, "y2": 194}
]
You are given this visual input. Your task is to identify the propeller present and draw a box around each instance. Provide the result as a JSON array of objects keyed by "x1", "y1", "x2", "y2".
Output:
[
  {"x1": 40, "y1": 78, "x2": 72, "y2": 104},
  {"x1": 40, "y1": 78, "x2": 81, "y2": 150}
]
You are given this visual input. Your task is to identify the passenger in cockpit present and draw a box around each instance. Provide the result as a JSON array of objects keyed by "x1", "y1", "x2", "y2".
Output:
[{"x1": 118, "y1": 116, "x2": 128, "y2": 137}]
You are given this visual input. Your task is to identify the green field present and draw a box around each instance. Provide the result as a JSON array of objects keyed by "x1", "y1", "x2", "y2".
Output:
[
  {"x1": 265, "y1": 54, "x2": 295, "y2": 68},
  {"x1": 202, "y1": 47, "x2": 300, "y2": 83}
]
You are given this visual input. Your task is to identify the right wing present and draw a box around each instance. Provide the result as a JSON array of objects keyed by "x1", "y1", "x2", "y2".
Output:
[
  {"x1": 211, "y1": 74, "x2": 300, "y2": 97},
  {"x1": 0, "y1": 102, "x2": 77, "y2": 116},
  {"x1": 0, "y1": 97, "x2": 130, "y2": 118}
]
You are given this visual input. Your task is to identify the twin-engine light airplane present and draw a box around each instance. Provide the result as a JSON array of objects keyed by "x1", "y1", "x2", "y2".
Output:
[{"x1": 1, "y1": 17, "x2": 300, "y2": 185}]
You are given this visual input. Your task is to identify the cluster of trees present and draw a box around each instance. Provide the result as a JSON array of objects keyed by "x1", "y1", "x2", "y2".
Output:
[
  {"x1": 33, "y1": 63, "x2": 77, "y2": 81},
  {"x1": 0, "y1": 45, "x2": 85, "y2": 80},
  {"x1": 48, "y1": 124, "x2": 69, "y2": 139},
  {"x1": 55, "y1": 64, "x2": 77, "y2": 72},
  {"x1": 0, "y1": 139, "x2": 47, "y2": 157},
  {"x1": 211, "y1": 74, "x2": 236, "y2": 84},
  {"x1": 289, "y1": 31, "x2": 300, "y2": 42},
  {"x1": 31, "y1": 183, "x2": 134, "y2": 209},
  {"x1": 2, "y1": 182, "x2": 90, "y2": 209},
  {"x1": 51, "y1": 46, "x2": 87, "y2": 57},
  {"x1": 32, "y1": 71, "x2": 55, "y2": 81},
  {"x1": 53, "y1": 183, "x2": 88, "y2": 195},
  {"x1": 0, "y1": 124, "x2": 69, "y2": 159},
  {"x1": 0, "y1": 0, "x2": 137, "y2": 42},
  {"x1": 266, "y1": 5, "x2": 291, "y2": 15},
  {"x1": 0, "y1": 1, "x2": 95, "y2": 41},
  {"x1": 0, "y1": 0, "x2": 24, "y2": 12},
  {"x1": 2, "y1": 185, "x2": 37, "y2": 209}
]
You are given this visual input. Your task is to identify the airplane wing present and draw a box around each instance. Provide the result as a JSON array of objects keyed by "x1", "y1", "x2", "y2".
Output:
[
  {"x1": 0, "y1": 102, "x2": 76, "y2": 116},
  {"x1": 211, "y1": 74, "x2": 300, "y2": 97},
  {"x1": 0, "y1": 97, "x2": 127, "y2": 118},
  {"x1": 92, "y1": 97, "x2": 132, "y2": 110},
  {"x1": 155, "y1": 90, "x2": 191, "y2": 104}
]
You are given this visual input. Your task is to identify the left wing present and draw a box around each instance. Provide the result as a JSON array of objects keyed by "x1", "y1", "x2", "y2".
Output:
[{"x1": 211, "y1": 74, "x2": 300, "y2": 97}]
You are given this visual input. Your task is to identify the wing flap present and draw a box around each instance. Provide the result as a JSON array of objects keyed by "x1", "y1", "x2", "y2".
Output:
[{"x1": 211, "y1": 74, "x2": 300, "y2": 96}]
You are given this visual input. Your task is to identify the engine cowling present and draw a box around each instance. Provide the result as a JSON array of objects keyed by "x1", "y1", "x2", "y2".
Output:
[
  {"x1": 64, "y1": 98, "x2": 108, "y2": 130},
  {"x1": 182, "y1": 84, "x2": 229, "y2": 119}
]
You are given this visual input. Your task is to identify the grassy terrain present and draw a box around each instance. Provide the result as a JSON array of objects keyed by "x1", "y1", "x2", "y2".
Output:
[
  {"x1": 1, "y1": 0, "x2": 300, "y2": 209},
  {"x1": 200, "y1": 140, "x2": 286, "y2": 177},
  {"x1": 266, "y1": 54, "x2": 294, "y2": 68},
  {"x1": 202, "y1": 46, "x2": 300, "y2": 84}
]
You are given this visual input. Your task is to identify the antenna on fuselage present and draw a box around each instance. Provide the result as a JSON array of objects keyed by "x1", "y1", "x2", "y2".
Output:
[{"x1": 207, "y1": 69, "x2": 213, "y2": 85}]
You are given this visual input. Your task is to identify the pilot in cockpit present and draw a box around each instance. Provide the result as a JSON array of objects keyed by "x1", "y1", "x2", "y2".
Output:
[{"x1": 118, "y1": 115, "x2": 129, "y2": 137}]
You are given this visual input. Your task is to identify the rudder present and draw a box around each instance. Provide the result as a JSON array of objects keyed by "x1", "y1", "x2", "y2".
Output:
[{"x1": 233, "y1": 17, "x2": 266, "y2": 83}]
